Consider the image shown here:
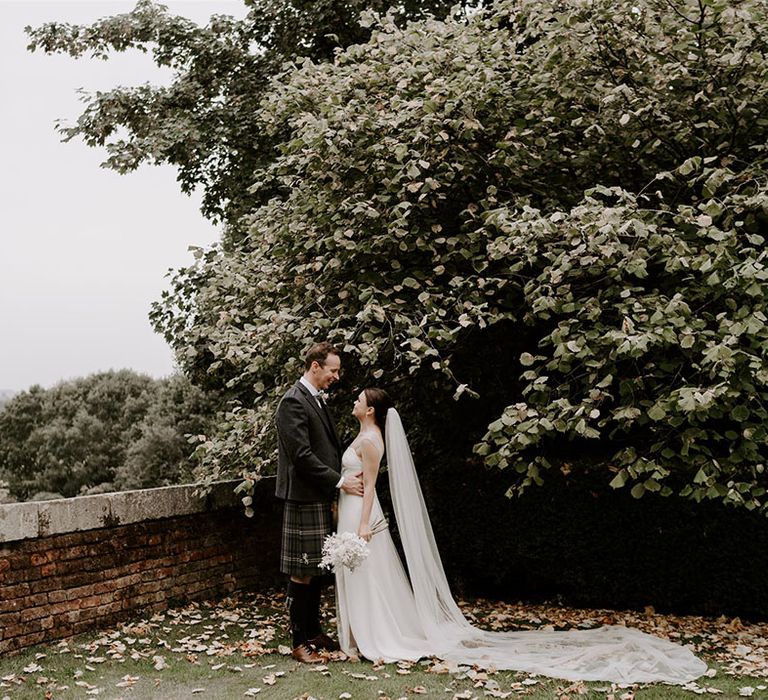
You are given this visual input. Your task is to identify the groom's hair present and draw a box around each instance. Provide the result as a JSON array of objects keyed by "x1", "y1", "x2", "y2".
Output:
[{"x1": 304, "y1": 341, "x2": 339, "y2": 370}]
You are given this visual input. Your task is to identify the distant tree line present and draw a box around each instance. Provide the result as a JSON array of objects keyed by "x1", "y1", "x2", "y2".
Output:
[{"x1": 0, "y1": 370, "x2": 217, "y2": 502}]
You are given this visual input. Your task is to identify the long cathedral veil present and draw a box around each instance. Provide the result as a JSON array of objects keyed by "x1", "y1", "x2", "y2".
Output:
[{"x1": 384, "y1": 408, "x2": 707, "y2": 684}]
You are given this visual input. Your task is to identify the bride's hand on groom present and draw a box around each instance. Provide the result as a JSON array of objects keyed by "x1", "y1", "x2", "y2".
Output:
[{"x1": 341, "y1": 471, "x2": 364, "y2": 497}]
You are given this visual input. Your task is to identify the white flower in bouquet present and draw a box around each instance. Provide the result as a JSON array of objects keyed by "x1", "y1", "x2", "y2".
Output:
[{"x1": 320, "y1": 531, "x2": 369, "y2": 572}]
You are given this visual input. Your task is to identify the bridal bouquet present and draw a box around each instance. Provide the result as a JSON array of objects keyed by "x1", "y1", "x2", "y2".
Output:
[
  {"x1": 320, "y1": 518, "x2": 388, "y2": 573},
  {"x1": 320, "y1": 532, "x2": 368, "y2": 572}
]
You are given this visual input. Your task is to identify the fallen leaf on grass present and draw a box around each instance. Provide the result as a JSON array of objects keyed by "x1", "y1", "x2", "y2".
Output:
[
  {"x1": 428, "y1": 661, "x2": 460, "y2": 674},
  {"x1": 115, "y1": 675, "x2": 140, "y2": 688},
  {"x1": 675, "y1": 683, "x2": 723, "y2": 696},
  {"x1": 482, "y1": 679, "x2": 511, "y2": 698},
  {"x1": 554, "y1": 681, "x2": 590, "y2": 696},
  {"x1": 262, "y1": 672, "x2": 285, "y2": 685}
]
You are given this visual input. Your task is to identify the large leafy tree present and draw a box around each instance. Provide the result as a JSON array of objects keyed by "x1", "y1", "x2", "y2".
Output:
[
  {"x1": 30, "y1": 0, "x2": 768, "y2": 514},
  {"x1": 155, "y1": 0, "x2": 768, "y2": 514}
]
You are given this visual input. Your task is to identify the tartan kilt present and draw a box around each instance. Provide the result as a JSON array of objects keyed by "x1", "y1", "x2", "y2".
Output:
[{"x1": 280, "y1": 501, "x2": 333, "y2": 577}]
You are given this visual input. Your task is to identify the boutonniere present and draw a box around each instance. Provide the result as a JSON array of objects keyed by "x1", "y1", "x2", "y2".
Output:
[{"x1": 317, "y1": 390, "x2": 329, "y2": 403}]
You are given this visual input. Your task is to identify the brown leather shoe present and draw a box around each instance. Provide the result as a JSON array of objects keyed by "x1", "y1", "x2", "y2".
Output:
[
  {"x1": 308, "y1": 633, "x2": 340, "y2": 652},
  {"x1": 291, "y1": 644, "x2": 324, "y2": 663}
]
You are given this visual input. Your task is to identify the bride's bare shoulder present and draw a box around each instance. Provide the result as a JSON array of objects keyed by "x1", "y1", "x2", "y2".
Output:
[{"x1": 353, "y1": 431, "x2": 384, "y2": 457}]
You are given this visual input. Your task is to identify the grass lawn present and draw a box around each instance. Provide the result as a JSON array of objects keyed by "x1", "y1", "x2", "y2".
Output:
[{"x1": 1, "y1": 590, "x2": 766, "y2": 699}]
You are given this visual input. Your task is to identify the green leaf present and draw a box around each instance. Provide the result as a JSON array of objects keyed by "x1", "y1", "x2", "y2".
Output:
[
  {"x1": 731, "y1": 405, "x2": 750, "y2": 421},
  {"x1": 648, "y1": 404, "x2": 666, "y2": 421},
  {"x1": 677, "y1": 156, "x2": 701, "y2": 175},
  {"x1": 644, "y1": 478, "x2": 661, "y2": 492},
  {"x1": 609, "y1": 470, "x2": 628, "y2": 489}
]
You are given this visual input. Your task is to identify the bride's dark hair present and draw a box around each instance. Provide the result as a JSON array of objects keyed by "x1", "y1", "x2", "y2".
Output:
[{"x1": 364, "y1": 387, "x2": 393, "y2": 439}]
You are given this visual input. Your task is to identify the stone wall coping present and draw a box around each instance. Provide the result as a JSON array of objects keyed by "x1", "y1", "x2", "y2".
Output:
[{"x1": 0, "y1": 478, "x2": 272, "y2": 544}]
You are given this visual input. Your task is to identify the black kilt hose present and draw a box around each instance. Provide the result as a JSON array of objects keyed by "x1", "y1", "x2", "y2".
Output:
[{"x1": 280, "y1": 501, "x2": 334, "y2": 577}]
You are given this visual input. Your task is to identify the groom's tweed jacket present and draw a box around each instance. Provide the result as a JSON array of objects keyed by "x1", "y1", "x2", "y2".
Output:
[{"x1": 275, "y1": 380, "x2": 343, "y2": 502}]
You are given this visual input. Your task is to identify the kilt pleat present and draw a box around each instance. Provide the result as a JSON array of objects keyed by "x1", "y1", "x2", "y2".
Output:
[{"x1": 280, "y1": 501, "x2": 333, "y2": 577}]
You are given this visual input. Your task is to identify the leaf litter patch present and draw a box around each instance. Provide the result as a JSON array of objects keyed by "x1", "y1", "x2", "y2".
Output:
[{"x1": 2, "y1": 590, "x2": 768, "y2": 698}]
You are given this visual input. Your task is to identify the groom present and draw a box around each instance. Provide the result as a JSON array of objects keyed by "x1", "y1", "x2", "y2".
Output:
[{"x1": 275, "y1": 341, "x2": 364, "y2": 663}]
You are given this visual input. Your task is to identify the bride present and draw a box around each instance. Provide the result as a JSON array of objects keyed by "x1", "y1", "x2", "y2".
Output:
[{"x1": 334, "y1": 387, "x2": 707, "y2": 684}]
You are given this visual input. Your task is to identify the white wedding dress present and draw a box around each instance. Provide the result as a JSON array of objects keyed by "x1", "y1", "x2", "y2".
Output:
[{"x1": 334, "y1": 409, "x2": 707, "y2": 684}]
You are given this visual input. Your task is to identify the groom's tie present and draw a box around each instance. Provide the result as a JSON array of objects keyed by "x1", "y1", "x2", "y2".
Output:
[
  {"x1": 318, "y1": 396, "x2": 332, "y2": 422},
  {"x1": 315, "y1": 394, "x2": 331, "y2": 424},
  {"x1": 317, "y1": 395, "x2": 341, "y2": 452}
]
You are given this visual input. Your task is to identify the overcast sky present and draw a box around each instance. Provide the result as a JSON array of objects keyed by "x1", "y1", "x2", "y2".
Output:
[{"x1": 0, "y1": 0, "x2": 250, "y2": 392}]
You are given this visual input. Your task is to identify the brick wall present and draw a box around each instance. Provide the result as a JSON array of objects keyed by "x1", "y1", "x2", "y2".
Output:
[{"x1": 0, "y1": 479, "x2": 281, "y2": 656}]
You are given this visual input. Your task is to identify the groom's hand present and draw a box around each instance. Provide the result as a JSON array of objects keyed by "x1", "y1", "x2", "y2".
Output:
[{"x1": 341, "y1": 471, "x2": 364, "y2": 497}]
